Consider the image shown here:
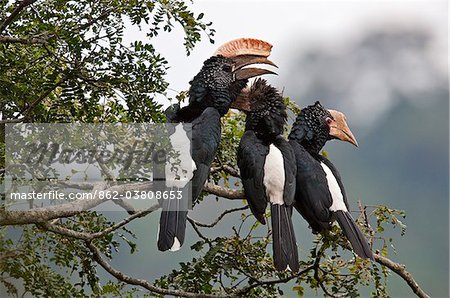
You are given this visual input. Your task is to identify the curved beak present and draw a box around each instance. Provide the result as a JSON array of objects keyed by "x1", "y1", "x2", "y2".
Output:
[
  {"x1": 233, "y1": 55, "x2": 278, "y2": 69},
  {"x1": 232, "y1": 54, "x2": 277, "y2": 81},
  {"x1": 328, "y1": 109, "x2": 358, "y2": 147},
  {"x1": 230, "y1": 55, "x2": 277, "y2": 111}
]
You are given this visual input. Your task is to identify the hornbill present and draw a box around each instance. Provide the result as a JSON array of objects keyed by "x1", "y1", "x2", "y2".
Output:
[
  {"x1": 237, "y1": 79, "x2": 299, "y2": 271},
  {"x1": 288, "y1": 101, "x2": 373, "y2": 260},
  {"x1": 157, "y1": 38, "x2": 277, "y2": 252}
]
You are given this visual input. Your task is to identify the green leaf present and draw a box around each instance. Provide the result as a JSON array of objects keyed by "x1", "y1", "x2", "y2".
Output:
[{"x1": 293, "y1": 285, "x2": 304, "y2": 296}]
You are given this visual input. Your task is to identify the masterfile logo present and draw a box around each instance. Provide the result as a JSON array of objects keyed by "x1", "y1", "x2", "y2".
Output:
[{"x1": 4, "y1": 123, "x2": 194, "y2": 212}]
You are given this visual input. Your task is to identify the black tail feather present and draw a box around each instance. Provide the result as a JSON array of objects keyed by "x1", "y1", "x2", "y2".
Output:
[
  {"x1": 157, "y1": 197, "x2": 187, "y2": 251},
  {"x1": 271, "y1": 204, "x2": 299, "y2": 272},
  {"x1": 335, "y1": 210, "x2": 373, "y2": 260}
]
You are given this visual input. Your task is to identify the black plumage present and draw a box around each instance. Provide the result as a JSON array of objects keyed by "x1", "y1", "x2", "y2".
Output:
[
  {"x1": 237, "y1": 79, "x2": 299, "y2": 271},
  {"x1": 158, "y1": 54, "x2": 273, "y2": 252},
  {"x1": 288, "y1": 101, "x2": 373, "y2": 260}
]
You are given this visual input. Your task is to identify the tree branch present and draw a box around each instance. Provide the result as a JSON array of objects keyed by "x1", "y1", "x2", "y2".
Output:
[
  {"x1": 204, "y1": 182, "x2": 244, "y2": 200},
  {"x1": 77, "y1": 9, "x2": 114, "y2": 31},
  {"x1": 38, "y1": 204, "x2": 160, "y2": 240},
  {"x1": 0, "y1": 183, "x2": 107, "y2": 225},
  {"x1": 190, "y1": 205, "x2": 248, "y2": 228},
  {"x1": 312, "y1": 244, "x2": 341, "y2": 298},
  {"x1": 356, "y1": 203, "x2": 428, "y2": 298},
  {"x1": 0, "y1": 181, "x2": 153, "y2": 226},
  {"x1": 86, "y1": 241, "x2": 227, "y2": 298},
  {"x1": 210, "y1": 165, "x2": 240, "y2": 177},
  {"x1": 187, "y1": 217, "x2": 210, "y2": 243},
  {"x1": 0, "y1": 0, "x2": 38, "y2": 34},
  {"x1": 17, "y1": 78, "x2": 67, "y2": 120},
  {"x1": 0, "y1": 180, "x2": 242, "y2": 226},
  {"x1": 0, "y1": 35, "x2": 50, "y2": 44},
  {"x1": 1, "y1": 78, "x2": 68, "y2": 123},
  {"x1": 374, "y1": 253, "x2": 430, "y2": 298},
  {"x1": 235, "y1": 265, "x2": 315, "y2": 296},
  {"x1": 0, "y1": 118, "x2": 24, "y2": 124}
]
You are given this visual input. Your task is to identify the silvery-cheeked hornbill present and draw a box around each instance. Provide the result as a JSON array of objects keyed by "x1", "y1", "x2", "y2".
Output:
[
  {"x1": 158, "y1": 38, "x2": 277, "y2": 252},
  {"x1": 237, "y1": 79, "x2": 299, "y2": 271},
  {"x1": 288, "y1": 101, "x2": 373, "y2": 260}
]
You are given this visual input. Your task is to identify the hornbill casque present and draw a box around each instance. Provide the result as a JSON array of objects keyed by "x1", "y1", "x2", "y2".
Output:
[
  {"x1": 157, "y1": 38, "x2": 277, "y2": 252},
  {"x1": 236, "y1": 78, "x2": 299, "y2": 272},
  {"x1": 288, "y1": 101, "x2": 374, "y2": 260}
]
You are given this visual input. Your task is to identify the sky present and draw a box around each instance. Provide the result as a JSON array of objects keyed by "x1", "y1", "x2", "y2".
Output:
[{"x1": 121, "y1": 0, "x2": 448, "y2": 134}]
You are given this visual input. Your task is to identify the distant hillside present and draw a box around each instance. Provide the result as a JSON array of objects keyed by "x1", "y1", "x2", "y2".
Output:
[
  {"x1": 325, "y1": 95, "x2": 449, "y2": 297},
  {"x1": 284, "y1": 28, "x2": 448, "y2": 296}
]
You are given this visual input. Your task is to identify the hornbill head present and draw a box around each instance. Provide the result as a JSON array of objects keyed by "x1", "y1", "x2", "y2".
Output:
[
  {"x1": 289, "y1": 101, "x2": 357, "y2": 154},
  {"x1": 189, "y1": 38, "x2": 277, "y2": 115},
  {"x1": 242, "y1": 78, "x2": 287, "y2": 139}
]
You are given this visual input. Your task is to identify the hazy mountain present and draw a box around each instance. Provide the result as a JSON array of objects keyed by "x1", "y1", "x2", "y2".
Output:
[
  {"x1": 286, "y1": 28, "x2": 449, "y2": 297},
  {"x1": 326, "y1": 95, "x2": 449, "y2": 297}
]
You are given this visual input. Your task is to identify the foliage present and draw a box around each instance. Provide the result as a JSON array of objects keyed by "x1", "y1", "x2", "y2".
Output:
[
  {"x1": 1, "y1": 212, "x2": 131, "y2": 297},
  {"x1": 152, "y1": 202, "x2": 408, "y2": 297},
  {"x1": 0, "y1": 0, "x2": 215, "y2": 125}
]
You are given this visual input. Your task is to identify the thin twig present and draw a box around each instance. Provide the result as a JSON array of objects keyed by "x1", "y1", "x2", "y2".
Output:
[
  {"x1": 86, "y1": 241, "x2": 226, "y2": 298},
  {"x1": 77, "y1": 9, "x2": 113, "y2": 31},
  {"x1": 39, "y1": 204, "x2": 159, "y2": 240},
  {"x1": 313, "y1": 245, "x2": 341, "y2": 298},
  {"x1": 356, "y1": 204, "x2": 427, "y2": 297},
  {"x1": 191, "y1": 205, "x2": 249, "y2": 228},
  {"x1": 187, "y1": 217, "x2": 210, "y2": 244},
  {"x1": 0, "y1": 0, "x2": 38, "y2": 33},
  {"x1": 17, "y1": 78, "x2": 67, "y2": 120},
  {"x1": 93, "y1": 157, "x2": 138, "y2": 214},
  {"x1": 235, "y1": 265, "x2": 315, "y2": 296}
]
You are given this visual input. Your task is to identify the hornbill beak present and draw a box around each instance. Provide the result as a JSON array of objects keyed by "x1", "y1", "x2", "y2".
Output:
[
  {"x1": 232, "y1": 55, "x2": 277, "y2": 81},
  {"x1": 328, "y1": 109, "x2": 358, "y2": 147},
  {"x1": 214, "y1": 38, "x2": 277, "y2": 111}
]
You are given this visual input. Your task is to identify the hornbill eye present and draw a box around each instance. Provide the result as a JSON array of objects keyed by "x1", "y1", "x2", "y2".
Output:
[
  {"x1": 222, "y1": 64, "x2": 233, "y2": 72},
  {"x1": 326, "y1": 117, "x2": 333, "y2": 125}
]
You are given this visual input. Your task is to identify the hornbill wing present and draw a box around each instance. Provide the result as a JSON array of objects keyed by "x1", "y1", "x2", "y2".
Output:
[
  {"x1": 273, "y1": 136, "x2": 297, "y2": 206},
  {"x1": 289, "y1": 140, "x2": 333, "y2": 232},
  {"x1": 190, "y1": 107, "x2": 222, "y2": 200},
  {"x1": 317, "y1": 155, "x2": 349, "y2": 210},
  {"x1": 237, "y1": 130, "x2": 269, "y2": 224},
  {"x1": 157, "y1": 107, "x2": 220, "y2": 252},
  {"x1": 264, "y1": 137, "x2": 299, "y2": 272}
]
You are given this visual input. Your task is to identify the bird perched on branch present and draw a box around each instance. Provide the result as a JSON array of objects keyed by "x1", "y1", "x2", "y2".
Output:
[
  {"x1": 288, "y1": 101, "x2": 373, "y2": 260},
  {"x1": 157, "y1": 38, "x2": 277, "y2": 252},
  {"x1": 237, "y1": 79, "x2": 299, "y2": 271}
]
